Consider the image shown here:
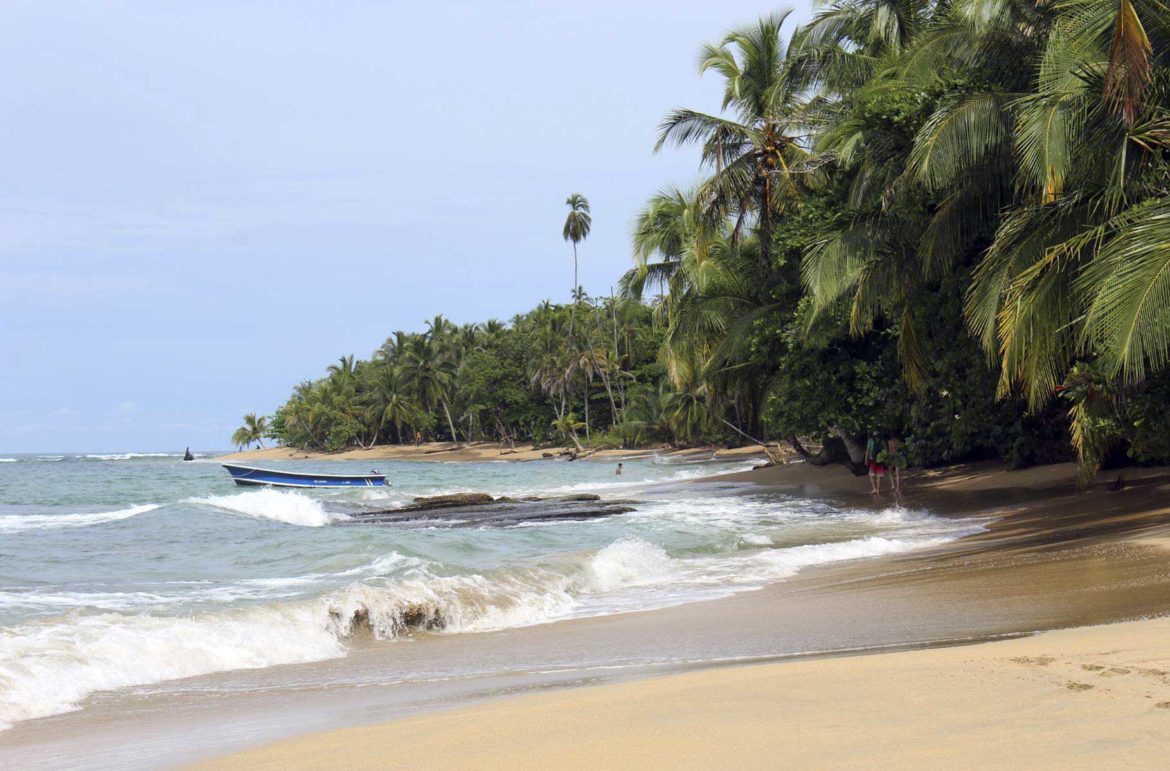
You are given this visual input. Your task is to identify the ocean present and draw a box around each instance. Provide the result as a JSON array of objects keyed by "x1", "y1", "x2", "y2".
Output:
[{"x1": 0, "y1": 452, "x2": 980, "y2": 733}]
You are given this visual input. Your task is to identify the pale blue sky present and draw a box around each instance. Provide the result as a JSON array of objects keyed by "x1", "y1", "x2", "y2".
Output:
[{"x1": 0, "y1": 1, "x2": 813, "y2": 453}]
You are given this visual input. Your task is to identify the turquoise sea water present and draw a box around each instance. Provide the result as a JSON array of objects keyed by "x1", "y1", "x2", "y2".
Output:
[{"x1": 0, "y1": 452, "x2": 978, "y2": 730}]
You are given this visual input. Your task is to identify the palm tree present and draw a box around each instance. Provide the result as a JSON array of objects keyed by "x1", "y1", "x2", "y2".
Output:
[
  {"x1": 231, "y1": 413, "x2": 268, "y2": 450},
  {"x1": 656, "y1": 10, "x2": 810, "y2": 265},
  {"x1": 399, "y1": 334, "x2": 460, "y2": 443},
  {"x1": 551, "y1": 412, "x2": 586, "y2": 451},
  {"x1": 562, "y1": 193, "x2": 592, "y2": 302},
  {"x1": 662, "y1": 381, "x2": 712, "y2": 445},
  {"x1": 363, "y1": 365, "x2": 420, "y2": 445}
]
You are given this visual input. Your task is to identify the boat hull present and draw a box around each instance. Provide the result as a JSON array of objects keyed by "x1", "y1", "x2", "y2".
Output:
[{"x1": 221, "y1": 464, "x2": 386, "y2": 488}]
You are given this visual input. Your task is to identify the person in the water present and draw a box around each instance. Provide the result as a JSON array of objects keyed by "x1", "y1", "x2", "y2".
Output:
[{"x1": 616, "y1": 463, "x2": 623, "y2": 476}]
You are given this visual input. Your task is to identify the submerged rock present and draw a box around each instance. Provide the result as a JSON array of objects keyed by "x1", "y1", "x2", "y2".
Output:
[
  {"x1": 407, "y1": 493, "x2": 495, "y2": 510},
  {"x1": 344, "y1": 492, "x2": 634, "y2": 529}
]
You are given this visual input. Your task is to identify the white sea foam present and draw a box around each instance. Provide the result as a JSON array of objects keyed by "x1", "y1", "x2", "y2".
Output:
[
  {"x1": 748, "y1": 535, "x2": 945, "y2": 580},
  {"x1": 0, "y1": 458, "x2": 18, "y2": 463},
  {"x1": 0, "y1": 605, "x2": 347, "y2": 730},
  {"x1": 84, "y1": 453, "x2": 176, "y2": 461},
  {"x1": 579, "y1": 538, "x2": 675, "y2": 592},
  {"x1": 0, "y1": 521, "x2": 969, "y2": 731},
  {"x1": 191, "y1": 489, "x2": 341, "y2": 527},
  {"x1": 0, "y1": 504, "x2": 160, "y2": 534}
]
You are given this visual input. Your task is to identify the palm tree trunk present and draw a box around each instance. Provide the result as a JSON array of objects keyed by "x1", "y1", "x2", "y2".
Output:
[
  {"x1": 599, "y1": 370, "x2": 619, "y2": 425},
  {"x1": 441, "y1": 399, "x2": 459, "y2": 444},
  {"x1": 569, "y1": 243, "x2": 578, "y2": 336},
  {"x1": 758, "y1": 189, "x2": 773, "y2": 265},
  {"x1": 582, "y1": 380, "x2": 591, "y2": 441}
]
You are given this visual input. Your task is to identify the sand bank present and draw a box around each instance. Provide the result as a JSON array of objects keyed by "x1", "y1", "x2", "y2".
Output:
[
  {"x1": 196, "y1": 615, "x2": 1170, "y2": 771},
  {"x1": 217, "y1": 442, "x2": 768, "y2": 464}
]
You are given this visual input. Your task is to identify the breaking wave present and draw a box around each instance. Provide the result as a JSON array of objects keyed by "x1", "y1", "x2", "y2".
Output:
[
  {"x1": 0, "y1": 504, "x2": 161, "y2": 534},
  {"x1": 190, "y1": 489, "x2": 341, "y2": 527},
  {"x1": 0, "y1": 529, "x2": 957, "y2": 729}
]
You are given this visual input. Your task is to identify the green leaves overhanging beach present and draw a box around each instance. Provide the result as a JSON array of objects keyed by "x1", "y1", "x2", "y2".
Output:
[{"x1": 252, "y1": 1, "x2": 1170, "y2": 483}]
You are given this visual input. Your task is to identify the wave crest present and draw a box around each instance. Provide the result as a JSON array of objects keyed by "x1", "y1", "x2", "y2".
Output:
[
  {"x1": 191, "y1": 489, "x2": 340, "y2": 527},
  {"x1": 0, "y1": 504, "x2": 160, "y2": 534}
]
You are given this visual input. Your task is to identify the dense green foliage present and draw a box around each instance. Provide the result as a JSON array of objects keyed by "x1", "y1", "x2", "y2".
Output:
[
  {"x1": 265, "y1": 302, "x2": 686, "y2": 452},
  {"x1": 254, "y1": 1, "x2": 1170, "y2": 479}
]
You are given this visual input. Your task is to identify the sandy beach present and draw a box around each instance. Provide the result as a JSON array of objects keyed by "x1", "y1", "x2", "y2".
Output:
[
  {"x1": 198, "y1": 616, "x2": 1170, "y2": 770},
  {"x1": 183, "y1": 459, "x2": 1170, "y2": 770}
]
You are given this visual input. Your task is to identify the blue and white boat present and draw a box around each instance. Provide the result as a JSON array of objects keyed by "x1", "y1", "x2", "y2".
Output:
[{"x1": 222, "y1": 463, "x2": 386, "y2": 488}]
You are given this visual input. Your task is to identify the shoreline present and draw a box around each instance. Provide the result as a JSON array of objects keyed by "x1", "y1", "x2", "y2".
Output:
[
  {"x1": 216, "y1": 442, "x2": 770, "y2": 465},
  {"x1": 5, "y1": 459, "x2": 1170, "y2": 768},
  {"x1": 193, "y1": 459, "x2": 1170, "y2": 769},
  {"x1": 197, "y1": 615, "x2": 1170, "y2": 770}
]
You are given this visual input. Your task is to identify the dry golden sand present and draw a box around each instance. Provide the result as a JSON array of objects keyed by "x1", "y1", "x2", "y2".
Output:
[
  {"x1": 196, "y1": 617, "x2": 1170, "y2": 771},
  {"x1": 194, "y1": 460, "x2": 1170, "y2": 770}
]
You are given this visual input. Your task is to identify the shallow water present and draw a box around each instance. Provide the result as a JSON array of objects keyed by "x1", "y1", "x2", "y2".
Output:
[{"x1": 0, "y1": 452, "x2": 979, "y2": 731}]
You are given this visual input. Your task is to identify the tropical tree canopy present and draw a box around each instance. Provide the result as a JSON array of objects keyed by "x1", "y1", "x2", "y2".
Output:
[{"x1": 246, "y1": 3, "x2": 1170, "y2": 483}]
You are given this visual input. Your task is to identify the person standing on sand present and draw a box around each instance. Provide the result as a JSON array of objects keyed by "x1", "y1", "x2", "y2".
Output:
[
  {"x1": 864, "y1": 430, "x2": 886, "y2": 494},
  {"x1": 878, "y1": 435, "x2": 906, "y2": 494}
]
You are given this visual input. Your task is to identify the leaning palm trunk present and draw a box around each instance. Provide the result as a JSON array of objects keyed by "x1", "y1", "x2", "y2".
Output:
[
  {"x1": 598, "y1": 369, "x2": 620, "y2": 425},
  {"x1": 441, "y1": 399, "x2": 459, "y2": 444},
  {"x1": 718, "y1": 418, "x2": 783, "y2": 464},
  {"x1": 582, "y1": 382, "x2": 590, "y2": 441}
]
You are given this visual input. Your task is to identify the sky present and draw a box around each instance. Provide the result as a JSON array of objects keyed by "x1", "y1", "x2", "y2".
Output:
[{"x1": 0, "y1": 1, "x2": 814, "y2": 453}]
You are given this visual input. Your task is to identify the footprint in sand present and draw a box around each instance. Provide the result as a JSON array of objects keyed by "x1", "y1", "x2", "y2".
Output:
[
  {"x1": 1082, "y1": 664, "x2": 1105, "y2": 672},
  {"x1": 1011, "y1": 656, "x2": 1055, "y2": 666},
  {"x1": 1066, "y1": 682, "x2": 1094, "y2": 691},
  {"x1": 1155, "y1": 702, "x2": 1170, "y2": 710}
]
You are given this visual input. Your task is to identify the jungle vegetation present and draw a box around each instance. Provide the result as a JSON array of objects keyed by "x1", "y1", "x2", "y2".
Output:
[{"x1": 254, "y1": 1, "x2": 1170, "y2": 480}]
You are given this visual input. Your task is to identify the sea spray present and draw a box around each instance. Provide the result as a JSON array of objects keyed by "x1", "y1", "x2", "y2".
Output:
[
  {"x1": 191, "y1": 489, "x2": 341, "y2": 527},
  {"x1": 0, "y1": 605, "x2": 346, "y2": 729}
]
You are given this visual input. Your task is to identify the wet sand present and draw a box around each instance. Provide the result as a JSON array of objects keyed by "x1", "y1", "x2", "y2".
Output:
[
  {"x1": 199, "y1": 616, "x2": 1170, "y2": 770},
  {"x1": 5, "y1": 461, "x2": 1170, "y2": 768}
]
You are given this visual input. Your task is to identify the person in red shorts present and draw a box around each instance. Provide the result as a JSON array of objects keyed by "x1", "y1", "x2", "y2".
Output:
[{"x1": 864, "y1": 430, "x2": 886, "y2": 494}]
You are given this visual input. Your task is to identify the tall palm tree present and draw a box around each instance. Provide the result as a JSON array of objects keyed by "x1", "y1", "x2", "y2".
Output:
[
  {"x1": 656, "y1": 10, "x2": 810, "y2": 265},
  {"x1": 562, "y1": 193, "x2": 592, "y2": 302}
]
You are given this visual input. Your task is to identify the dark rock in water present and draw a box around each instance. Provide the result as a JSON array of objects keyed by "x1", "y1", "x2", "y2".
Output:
[
  {"x1": 329, "y1": 602, "x2": 445, "y2": 637},
  {"x1": 343, "y1": 492, "x2": 635, "y2": 529},
  {"x1": 407, "y1": 493, "x2": 495, "y2": 510}
]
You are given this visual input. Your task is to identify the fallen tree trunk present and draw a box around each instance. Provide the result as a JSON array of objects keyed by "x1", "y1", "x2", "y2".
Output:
[
  {"x1": 788, "y1": 434, "x2": 867, "y2": 476},
  {"x1": 718, "y1": 419, "x2": 785, "y2": 465}
]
